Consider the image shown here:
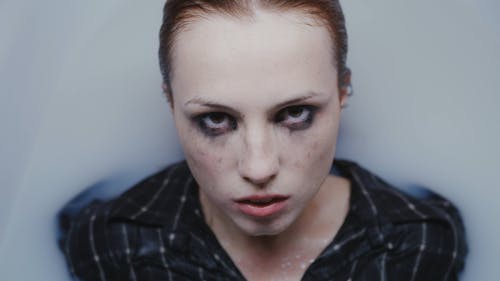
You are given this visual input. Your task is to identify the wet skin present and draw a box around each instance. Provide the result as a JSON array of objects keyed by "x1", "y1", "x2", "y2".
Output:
[{"x1": 168, "y1": 9, "x2": 350, "y2": 281}]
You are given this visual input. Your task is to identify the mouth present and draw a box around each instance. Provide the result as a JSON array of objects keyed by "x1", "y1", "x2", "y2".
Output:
[{"x1": 234, "y1": 195, "x2": 289, "y2": 218}]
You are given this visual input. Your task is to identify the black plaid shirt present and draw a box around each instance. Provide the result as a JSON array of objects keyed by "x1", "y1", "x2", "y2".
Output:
[{"x1": 58, "y1": 160, "x2": 467, "y2": 280}]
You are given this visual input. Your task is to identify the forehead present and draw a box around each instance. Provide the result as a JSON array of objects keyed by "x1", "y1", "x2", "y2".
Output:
[{"x1": 170, "y1": 9, "x2": 338, "y2": 105}]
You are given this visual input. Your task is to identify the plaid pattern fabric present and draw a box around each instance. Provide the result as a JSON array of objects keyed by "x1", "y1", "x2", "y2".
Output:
[{"x1": 59, "y1": 160, "x2": 467, "y2": 280}]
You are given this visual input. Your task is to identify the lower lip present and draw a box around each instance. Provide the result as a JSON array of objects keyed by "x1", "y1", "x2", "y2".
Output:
[{"x1": 235, "y1": 199, "x2": 288, "y2": 218}]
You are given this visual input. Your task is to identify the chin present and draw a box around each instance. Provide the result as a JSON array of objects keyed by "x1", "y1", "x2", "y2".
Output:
[
  {"x1": 247, "y1": 227, "x2": 285, "y2": 237},
  {"x1": 235, "y1": 212, "x2": 297, "y2": 237}
]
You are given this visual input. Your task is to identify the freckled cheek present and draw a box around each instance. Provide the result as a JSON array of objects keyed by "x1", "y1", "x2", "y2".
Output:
[
  {"x1": 284, "y1": 129, "x2": 337, "y2": 170},
  {"x1": 183, "y1": 142, "x2": 223, "y2": 170},
  {"x1": 180, "y1": 135, "x2": 236, "y2": 185}
]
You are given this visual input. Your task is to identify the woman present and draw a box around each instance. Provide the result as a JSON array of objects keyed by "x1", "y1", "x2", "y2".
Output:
[{"x1": 59, "y1": 0, "x2": 467, "y2": 280}]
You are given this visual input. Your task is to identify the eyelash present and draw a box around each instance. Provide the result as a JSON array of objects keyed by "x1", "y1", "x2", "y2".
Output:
[
  {"x1": 194, "y1": 105, "x2": 317, "y2": 137},
  {"x1": 196, "y1": 112, "x2": 237, "y2": 136}
]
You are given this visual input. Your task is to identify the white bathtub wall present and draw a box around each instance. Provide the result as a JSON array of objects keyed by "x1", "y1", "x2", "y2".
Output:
[
  {"x1": 337, "y1": 2, "x2": 500, "y2": 281},
  {"x1": 0, "y1": 0, "x2": 183, "y2": 279},
  {"x1": 0, "y1": 0, "x2": 498, "y2": 280}
]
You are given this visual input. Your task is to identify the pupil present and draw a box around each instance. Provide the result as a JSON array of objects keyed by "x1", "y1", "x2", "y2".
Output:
[
  {"x1": 288, "y1": 107, "x2": 304, "y2": 118},
  {"x1": 209, "y1": 113, "x2": 226, "y2": 124}
]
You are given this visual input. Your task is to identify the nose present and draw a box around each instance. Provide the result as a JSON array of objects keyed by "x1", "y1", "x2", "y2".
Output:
[{"x1": 238, "y1": 125, "x2": 279, "y2": 187}]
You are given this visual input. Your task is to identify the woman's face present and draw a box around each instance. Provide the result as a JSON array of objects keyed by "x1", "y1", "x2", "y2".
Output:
[{"x1": 170, "y1": 10, "x2": 344, "y2": 236}]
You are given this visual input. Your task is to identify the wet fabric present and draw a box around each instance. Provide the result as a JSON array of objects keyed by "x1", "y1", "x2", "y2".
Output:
[{"x1": 58, "y1": 160, "x2": 467, "y2": 280}]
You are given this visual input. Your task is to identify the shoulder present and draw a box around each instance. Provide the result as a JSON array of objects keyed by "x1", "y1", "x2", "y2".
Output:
[
  {"x1": 333, "y1": 159, "x2": 468, "y2": 279},
  {"x1": 58, "y1": 198, "x2": 133, "y2": 280},
  {"x1": 108, "y1": 160, "x2": 194, "y2": 226},
  {"x1": 57, "y1": 161, "x2": 193, "y2": 280}
]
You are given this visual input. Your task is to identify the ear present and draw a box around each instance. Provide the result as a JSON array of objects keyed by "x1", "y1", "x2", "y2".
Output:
[
  {"x1": 338, "y1": 68, "x2": 352, "y2": 108},
  {"x1": 162, "y1": 83, "x2": 174, "y2": 109}
]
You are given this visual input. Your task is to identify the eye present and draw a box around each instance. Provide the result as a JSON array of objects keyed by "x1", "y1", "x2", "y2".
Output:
[
  {"x1": 196, "y1": 112, "x2": 237, "y2": 136},
  {"x1": 275, "y1": 105, "x2": 316, "y2": 130}
]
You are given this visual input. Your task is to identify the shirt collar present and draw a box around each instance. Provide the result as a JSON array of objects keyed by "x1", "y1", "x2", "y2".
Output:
[
  {"x1": 109, "y1": 159, "x2": 452, "y2": 237},
  {"x1": 333, "y1": 159, "x2": 454, "y2": 246},
  {"x1": 109, "y1": 161, "x2": 199, "y2": 229}
]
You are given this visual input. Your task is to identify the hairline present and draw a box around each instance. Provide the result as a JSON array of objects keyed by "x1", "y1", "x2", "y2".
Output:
[{"x1": 167, "y1": 8, "x2": 338, "y2": 86}]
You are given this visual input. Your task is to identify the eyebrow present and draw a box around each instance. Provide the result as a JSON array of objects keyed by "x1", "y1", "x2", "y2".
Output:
[
  {"x1": 184, "y1": 91, "x2": 323, "y2": 112},
  {"x1": 185, "y1": 98, "x2": 235, "y2": 111},
  {"x1": 274, "y1": 92, "x2": 322, "y2": 109}
]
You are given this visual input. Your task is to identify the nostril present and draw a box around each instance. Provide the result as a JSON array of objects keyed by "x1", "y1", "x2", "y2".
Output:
[
  {"x1": 238, "y1": 131, "x2": 280, "y2": 186},
  {"x1": 242, "y1": 173, "x2": 276, "y2": 186},
  {"x1": 238, "y1": 154, "x2": 279, "y2": 186}
]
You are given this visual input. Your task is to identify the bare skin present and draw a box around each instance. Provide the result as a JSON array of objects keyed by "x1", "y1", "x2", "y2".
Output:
[
  {"x1": 202, "y1": 176, "x2": 350, "y2": 281},
  {"x1": 168, "y1": 8, "x2": 352, "y2": 281}
]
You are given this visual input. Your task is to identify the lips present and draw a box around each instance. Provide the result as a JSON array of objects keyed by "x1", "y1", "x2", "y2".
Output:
[{"x1": 234, "y1": 194, "x2": 289, "y2": 218}]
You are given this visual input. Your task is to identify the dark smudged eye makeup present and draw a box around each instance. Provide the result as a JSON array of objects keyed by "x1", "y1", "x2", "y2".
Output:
[
  {"x1": 194, "y1": 105, "x2": 317, "y2": 137},
  {"x1": 196, "y1": 112, "x2": 237, "y2": 136},
  {"x1": 275, "y1": 105, "x2": 316, "y2": 131}
]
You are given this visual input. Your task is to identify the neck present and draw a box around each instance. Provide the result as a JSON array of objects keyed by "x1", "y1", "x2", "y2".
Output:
[
  {"x1": 199, "y1": 175, "x2": 350, "y2": 259},
  {"x1": 200, "y1": 176, "x2": 350, "y2": 281}
]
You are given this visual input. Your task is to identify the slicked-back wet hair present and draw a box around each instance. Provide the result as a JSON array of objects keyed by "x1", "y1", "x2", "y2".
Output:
[{"x1": 158, "y1": 0, "x2": 349, "y2": 97}]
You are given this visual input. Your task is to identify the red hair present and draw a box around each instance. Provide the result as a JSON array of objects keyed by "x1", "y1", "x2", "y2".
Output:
[{"x1": 159, "y1": 0, "x2": 349, "y2": 95}]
